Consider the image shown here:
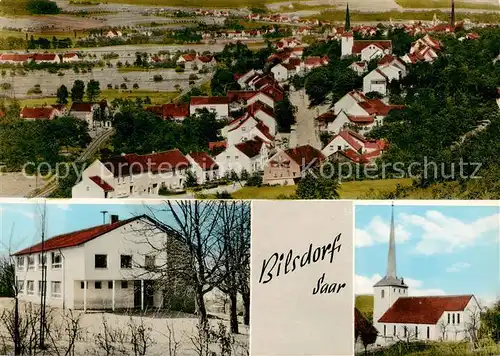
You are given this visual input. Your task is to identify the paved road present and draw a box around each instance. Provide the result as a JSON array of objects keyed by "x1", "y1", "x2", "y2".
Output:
[
  {"x1": 289, "y1": 89, "x2": 325, "y2": 150},
  {"x1": 134, "y1": 182, "x2": 246, "y2": 200}
]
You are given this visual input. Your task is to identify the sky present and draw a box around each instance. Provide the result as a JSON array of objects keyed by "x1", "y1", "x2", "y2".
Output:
[
  {"x1": 0, "y1": 200, "x2": 176, "y2": 254},
  {"x1": 355, "y1": 203, "x2": 500, "y2": 307}
]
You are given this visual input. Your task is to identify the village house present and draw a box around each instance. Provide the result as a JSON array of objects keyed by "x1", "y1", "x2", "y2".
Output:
[
  {"x1": 403, "y1": 34, "x2": 442, "y2": 64},
  {"x1": 0, "y1": 53, "x2": 33, "y2": 65},
  {"x1": 105, "y1": 30, "x2": 123, "y2": 38},
  {"x1": 227, "y1": 90, "x2": 276, "y2": 111},
  {"x1": 176, "y1": 53, "x2": 196, "y2": 70},
  {"x1": 20, "y1": 107, "x2": 60, "y2": 121},
  {"x1": 186, "y1": 152, "x2": 219, "y2": 185},
  {"x1": 271, "y1": 62, "x2": 297, "y2": 82},
  {"x1": 349, "y1": 61, "x2": 368, "y2": 75},
  {"x1": 222, "y1": 114, "x2": 274, "y2": 146},
  {"x1": 71, "y1": 149, "x2": 191, "y2": 199},
  {"x1": 145, "y1": 103, "x2": 190, "y2": 121},
  {"x1": 190, "y1": 96, "x2": 230, "y2": 120},
  {"x1": 303, "y1": 56, "x2": 329, "y2": 71},
  {"x1": 32, "y1": 53, "x2": 60, "y2": 64},
  {"x1": 62, "y1": 52, "x2": 80, "y2": 63},
  {"x1": 341, "y1": 32, "x2": 393, "y2": 61},
  {"x1": 13, "y1": 214, "x2": 174, "y2": 311},
  {"x1": 69, "y1": 101, "x2": 111, "y2": 130},
  {"x1": 263, "y1": 145, "x2": 325, "y2": 185},
  {"x1": 194, "y1": 55, "x2": 217, "y2": 69},
  {"x1": 215, "y1": 137, "x2": 270, "y2": 176},
  {"x1": 372, "y1": 207, "x2": 482, "y2": 346},
  {"x1": 321, "y1": 130, "x2": 386, "y2": 163},
  {"x1": 246, "y1": 102, "x2": 277, "y2": 135},
  {"x1": 363, "y1": 69, "x2": 393, "y2": 96}
]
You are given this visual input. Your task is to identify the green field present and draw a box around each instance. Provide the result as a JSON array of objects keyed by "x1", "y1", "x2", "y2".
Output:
[
  {"x1": 231, "y1": 178, "x2": 413, "y2": 199},
  {"x1": 15, "y1": 89, "x2": 178, "y2": 107},
  {"x1": 355, "y1": 295, "x2": 374, "y2": 321},
  {"x1": 102, "y1": 0, "x2": 285, "y2": 8},
  {"x1": 395, "y1": 0, "x2": 499, "y2": 10}
]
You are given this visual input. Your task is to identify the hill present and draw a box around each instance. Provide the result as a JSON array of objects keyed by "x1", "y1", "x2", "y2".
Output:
[{"x1": 355, "y1": 295, "x2": 374, "y2": 323}]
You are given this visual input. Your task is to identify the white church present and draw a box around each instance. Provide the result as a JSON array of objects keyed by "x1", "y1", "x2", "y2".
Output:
[{"x1": 372, "y1": 205, "x2": 481, "y2": 346}]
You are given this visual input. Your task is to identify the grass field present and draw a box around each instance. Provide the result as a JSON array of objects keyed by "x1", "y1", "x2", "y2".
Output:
[
  {"x1": 14, "y1": 89, "x2": 178, "y2": 107},
  {"x1": 355, "y1": 295, "x2": 374, "y2": 321},
  {"x1": 231, "y1": 178, "x2": 412, "y2": 199},
  {"x1": 395, "y1": 0, "x2": 499, "y2": 10},
  {"x1": 312, "y1": 9, "x2": 500, "y2": 23},
  {"x1": 278, "y1": 2, "x2": 337, "y2": 12},
  {"x1": 102, "y1": 0, "x2": 285, "y2": 8}
]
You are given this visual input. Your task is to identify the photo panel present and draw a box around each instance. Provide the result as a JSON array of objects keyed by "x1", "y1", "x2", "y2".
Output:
[{"x1": 251, "y1": 200, "x2": 354, "y2": 356}]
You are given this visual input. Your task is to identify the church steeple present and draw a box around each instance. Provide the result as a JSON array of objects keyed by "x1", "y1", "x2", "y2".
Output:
[
  {"x1": 450, "y1": 0, "x2": 456, "y2": 28},
  {"x1": 386, "y1": 202, "x2": 397, "y2": 279}
]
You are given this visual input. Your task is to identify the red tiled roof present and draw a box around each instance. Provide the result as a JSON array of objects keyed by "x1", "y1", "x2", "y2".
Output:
[
  {"x1": 63, "y1": 52, "x2": 78, "y2": 58},
  {"x1": 146, "y1": 104, "x2": 189, "y2": 119},
  {"x1": 33, "y1": 53, "x2": 57, "y2": 61},
  {"x1": 104, "y1": 149, "x2": 190, "y2": 176},
  {"x1": 20, "y1": 107, "x2": 57, "y2": 120},
  {"x1": 359, "y1": 99, "x2": 405, "y2": 116},
  {"x1": 196, "y1": 55, "x2": 214, "y2": 63},
  {"x1": 89, "y1": 176, "x2": 114, "y2": 192},
  {"x1": 281, "y1": 62, "x2": 297, "y2": 71},
  {"x1": 209, "y1": 141, "x2": 227, "y2": 151},
  {"x1": 227, "y1": 90, "x2": 259, "y2": 102},
  {"x1": 352, "y1": 40, "x2": 392, "y2": 54},
  {"x1": 338, "y1": 149, "x2": 370, "y2": 164},
  {"x1": 255, "y1": 121, "x2": 274, "y2": 141},
  {"x1": 378, "y1": 295, "x2": 474, "y2": 325},
  {"x1": 304, "y1": 56, "x2": 328, "y2": 66},
  {"x1": 260, "y1": 84, "x2": 284, "y2": 102},
  {"x1": 285, "y1": 145, "x2": 325, "y2": 169},
  {"x1": 246, "y1": 101, "x2": 275, "y2": 118},
  {"x1": 0, "y1": 54, "x2": 33, "y2": 62},
  {"x1": 70, "y1": 102, "x2": 95, "y2": 112},
  {"x1": 347, "y1": 115, "x2": 375, "y2": 124},
  {"x1": 378, "y1": 54, "x2": 398, "y2": 66},
  {"x1": 181, "y1": 53, "x2": 196, "y2": 62},
  {"x1": 190, "y1": 96, "x2": 229, "y2": 105},
  {"x1": 13, "y1": 216, "x2": 144, "y2": 255},
  {"x1": 188, "y1": 152, "x2": 218, "y2": 171},
  {"x1": 235, "y1": 138, "x2": 264, "y2": 158}
]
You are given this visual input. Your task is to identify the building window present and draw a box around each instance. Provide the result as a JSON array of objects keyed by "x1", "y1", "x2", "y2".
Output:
[
  {"x1": 51, "y1": 252, "x2": 62, "y2": 269},
  {"x1": 38, "y1": 254, "x2": 47, "y2": 268},
  {"x1": 404, "y1": 327, "x2": 407, "y2": 337},
  {"x1": 415, "y1": 326, "x2": 418, "y2": 339},
  {"x1": 120, "y1": 255, "x2": 132, "y2": 269},
  {"x1": 452, "y1": 314, "x2": 455, "y2": 324},
  {"x1": 95, "y1": 281, "x2": 102, "y2": 289},
  {"x1": 38, "y1": 281, "x2": 46, "y2": 296},
  {"x1": 383, "y1": 325, "x2": 386, "y2": 336},
  {"x1": 27, "y1": 256, "x2": 35, "y2": 271},
  {"x1": 27, "y1": 281, "x2": 34, "y2": 295},
  {"x1": 108, "y1": 281, "x2": 113, "y2": 289},
  {"x1": 393, "y1": 325, "x2": 396, "y2": 336},
  {"x1": 16, "y1": 256, "x2": 25, "y2": 270},
  {"x1": 448, "y1": 313, "x2": 450, "y2": 324},
  {"x1": 80, "y1": 282, "x2": 85, "y2": 289},
  {"x1": 95, "y1": 254, "x2": 107, "y2": 269},
  {"x1": 121, "y1": 281, "x2": 128, "y2": 289},
  {"x1": 381, "y1": 290, "x2": 385, "y2": 298},
  {"x1": 145, "y1": 255, "x2": 156, "y2": 270},
  {"x1": 457, "y1": 313, "x2": 460, "y2": 324},
  {"x1": 427, "y1": 326, "x2": 430, "y2": 339},
  {"x1": 51, "y1": 281, "x2": 61, "y2": 298},
  {"x1": 17, "y1": 281, "x2": 24, "y2": 294}
]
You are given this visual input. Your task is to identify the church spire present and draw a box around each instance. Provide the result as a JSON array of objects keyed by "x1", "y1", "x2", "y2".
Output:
[
  {"x1": 450, "y1": 0, "x2": 456, "y2": 28},
  {"x1": 386, "y1": 202, "x2": 397, "y2": 279},
  {"x1": 345, "y1": 3, "x2": 351, "y2": 31}
]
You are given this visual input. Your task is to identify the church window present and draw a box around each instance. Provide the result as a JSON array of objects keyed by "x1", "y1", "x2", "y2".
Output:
[
  {"x1": 383, "y1": 325, "x2": 386, "y2": 336},
  {"x1": 381, "y1": 290, "x2": 385, "y2": 298},
  {"x1": 404, "y1": 327, "x2": 407, "y2": 337},
  {"x1": 393, "y1": 325, "x2": 396, "y2": 336},
  {"x1": 427, "y1": 327, "x2": 430, "y2": 339},
  {"x1": 415, "y1": 326, "x2": 418, "y2": 339},
  {"x1": 457, "y1": 313, "x2": 460, "y2": 324},
  {"x1": 452, "y1": 314, "x2": 455, "y2": 324},
  {"x1": 447, "y1": 313, "x2": 450, "y2": 324}
]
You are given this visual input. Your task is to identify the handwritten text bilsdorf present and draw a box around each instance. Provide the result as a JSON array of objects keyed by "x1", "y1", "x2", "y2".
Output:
[{"x1": 258, "y1": 233, "x2": 344, "y2": 289}]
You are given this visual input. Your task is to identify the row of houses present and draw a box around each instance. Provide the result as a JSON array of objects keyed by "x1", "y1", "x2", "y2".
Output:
[{"x1": 0, "y1": 52, "x2": 80, "y2": 65}]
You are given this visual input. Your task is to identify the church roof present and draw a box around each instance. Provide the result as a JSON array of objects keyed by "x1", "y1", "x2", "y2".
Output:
[
  {"x1": 378, "y1": 295, "x2": 474, "y2": 325},
  {"x1": 374, "y1": 276, "x2": 408, "y2": 288}
]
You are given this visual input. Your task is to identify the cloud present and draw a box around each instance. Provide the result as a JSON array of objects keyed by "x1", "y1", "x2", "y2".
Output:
[
  {"x1": 355, "y1": 274, "x2": 446, "y2": 296},
  {"x1": 446, "y1": 262, "x2": 471, "y2": 273},
  {"x1": 399, "y1": 211, "x2": 499, "y2": 255},
  {"x1": 477, "y1": 294, "x2": 498, "y2": 308},
  {"x1": 355, "y1": 215, "x2": 411, "y2": 247}
]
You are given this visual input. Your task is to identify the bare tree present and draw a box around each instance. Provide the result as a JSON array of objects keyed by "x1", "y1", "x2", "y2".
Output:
[
  {"x1": 465, "y1": 305, "x2": 482, "y2": 349},
  {"x1": 163, "y1": 322, "x2": 182, "y2": 356},
  {"x1": 438, "y1": 320, "x2": 448, "y2": 341},
  {"x1": 127, "y1": 315, "x2": 156, "y2": 356},
  {"x1": 213, "y1": 201, "x2": 251, "y2": 334}
]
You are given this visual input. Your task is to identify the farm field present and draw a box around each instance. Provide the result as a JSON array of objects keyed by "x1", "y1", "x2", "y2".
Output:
[
  {"x1": 231, "y1": 178, "x2": 413, "y2": 199},
  {"x1": 395, "y1": 0, "x2": 499, "y2": 10},
  {"x1": 355, "y1": 295, "x2": 374, "y2": 321},
  {"x1": 97, "y1": 0, "x2": 289, "y2": 8}
]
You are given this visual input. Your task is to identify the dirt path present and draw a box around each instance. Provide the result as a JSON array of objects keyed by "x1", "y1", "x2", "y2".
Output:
[{"x1": 0, "y1": 172, "x2": 46, "y2": 198}]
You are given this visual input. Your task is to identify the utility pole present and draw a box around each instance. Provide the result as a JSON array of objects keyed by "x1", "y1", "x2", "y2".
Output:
[{"x1": 39, "y1": 201, "x2": 47, "y2": 350}]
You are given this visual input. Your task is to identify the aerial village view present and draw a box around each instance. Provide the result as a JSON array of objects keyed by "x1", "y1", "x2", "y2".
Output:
[{"x1": 0, "y1": 0, "x2": 498, "y2": 200}]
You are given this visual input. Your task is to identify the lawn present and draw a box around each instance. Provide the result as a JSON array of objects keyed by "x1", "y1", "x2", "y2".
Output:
[
  {"x1": 231, "y1": 178, "x2": 413, "y2": 199},
  {"x1": 14, "y1": 90, "x2": 178, "y2": 107},
  {"x1": 395, "y1": 0, "x2": 499, "y2": 10},
  {"x1": 103, "y1": 0, "x2": 286, "y2": 8},
  {"x1": 355, "y1": 295, "x2": 374, "y2": 321}
]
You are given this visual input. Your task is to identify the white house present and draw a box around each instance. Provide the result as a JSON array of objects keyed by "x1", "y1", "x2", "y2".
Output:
[
  {"x1": 341, "y1": 32, "x2": 392, "y2": 60},
  {"x1": 246, "y1": 102, "x2": 277, "y2": 135},
  {"x1": 13, "y1": 215, "x2": 172, "y2": 311},
  {"x1": 33, "y1": 53, "x2": 60, "y2": 64},
  {"x1": 271, "y1": 63, "x2": 297, "y2": 82},
  {"x1": 69, "y1": 101, "x2": 111, "y2": 130},
  {"x1": 223, "y1": 114, "x2": 274, "y2": 146},
  {"x1": 189, "y1": 96, "x2": 229, "y2": 120},
  {"x1": 0, "y1": 53, "x2": 33, "y2": 65},
  {"x1": 321, "y1": 130, "x2": 385, "y2": 160},
  {"x1": 363, "y1": 69, "x2": 390, "y2": 96},
  {"x1": 105, "y1": 30, "x2": 123, "y2": 38},
  {"x1": 215, "y1": 138, "x2": 269, "y2": 176},
  {"x1": 186, "y1": 152, "x2": 219, "y2": 185},
  {"x1": 349, "y1": 61, "x2": 368, "y2": 75},
  {"x1": 71, "y1": 149, "x2": 191, "y2": 198},
  {"x1": 372, "y1": 207, "x2": 482, "y2": 346},
  {"x1": 62, "y1": 53, "x2": 80, "y2": 63},
  {"x1": 20, "y1": 107, "x2": 60, "y2": 121}
]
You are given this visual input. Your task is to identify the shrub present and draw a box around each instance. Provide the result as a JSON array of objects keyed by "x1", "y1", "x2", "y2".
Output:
[
  {"x1": 133, "y1": 83, "x2": 139, "y2": 89},
  {"x1": 246, "y1": 172, "x2": 263, "y2": 187},
  {"x1": 189, "y1": 73, "x2": 199, "y2": 81},
  {"x1": 153, "y1": 74, "x2": 163, "y2": 82},
  {"x1": 0, "y1": 83, "x2": 11, "y2": 91},
  {"x1": 175, "y1": 66, "x2": 184, "y2": 73},
  {"x1": 120, "y1": 83, "x2": 127, "y2": 90}
]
